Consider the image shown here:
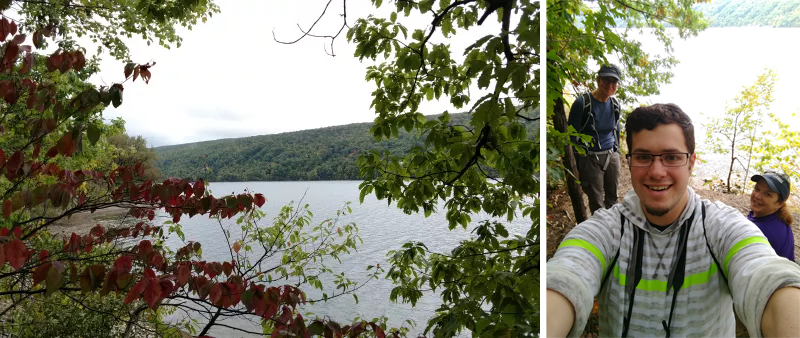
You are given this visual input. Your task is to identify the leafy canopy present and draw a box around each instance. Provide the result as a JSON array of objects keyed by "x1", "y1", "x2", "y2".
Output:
[
  {"x1": 305, "y1": 0, "x2": 543, "y2": 336},
  {"x1": 546, "y1": 0, "x2": 708, "y2": 187}
]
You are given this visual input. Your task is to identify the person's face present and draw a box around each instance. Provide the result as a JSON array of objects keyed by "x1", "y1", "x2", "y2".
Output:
[
  {"x1": 629, "y1": 123, "x2": 696, "y2": 225},
  {"x1": 750, "y1": 179, "x2": 784, "y2": 217},
  {"x1": 596, "y1": 76, "x2": 619, "y2": 97}
]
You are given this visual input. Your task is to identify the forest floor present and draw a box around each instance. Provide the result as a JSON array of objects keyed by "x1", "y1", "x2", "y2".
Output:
[{"x1": 546, "y1": 159, "x2": 800, "y2": 337}]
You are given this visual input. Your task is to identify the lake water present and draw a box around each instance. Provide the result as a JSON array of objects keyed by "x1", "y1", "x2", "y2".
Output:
[{"x1": 157, "y1": 181, "x2": 532, "y2": 337}]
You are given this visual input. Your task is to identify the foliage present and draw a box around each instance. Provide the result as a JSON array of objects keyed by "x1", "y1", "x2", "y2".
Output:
[
  {"x1": 704, "y1": 68, "x2": 777, "y2": 194},
  {"x1": 350, "y1": 0, "x2": 540, "y2": 335},
  {"x1": 281, "y1": 0, "x2": 540, "y2": 336},
  {"x1": 11, "y1": 0, "x2": 220, "y2": 60},
  {"x1": 107, "y1": 131, "x2": 162, "y2": 181},
  {"x1": 0, "y1": 2, "x2": 396, "y2": 337},
  {"x1": 754, "y1": 111, "x2": 800, "y2": 204},
  {"x1": 694, "y1": 0, "x2": 800, "y2": 28}
]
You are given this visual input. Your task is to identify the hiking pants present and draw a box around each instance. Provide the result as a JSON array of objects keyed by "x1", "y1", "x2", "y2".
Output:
[{"x1": 576, "y1": 151, "x2": 620, "y2": 214}]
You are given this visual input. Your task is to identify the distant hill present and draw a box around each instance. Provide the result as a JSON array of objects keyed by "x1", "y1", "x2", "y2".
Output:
[
  {"x1": 154, "y1": 109, "x2": 539, "y2": 182},
  {"x1": 583, "y1": 0, "x2": 800, "y2": 28},
  {"x1": 696, "y1": 0, "x2": 800, "y2": 28}
]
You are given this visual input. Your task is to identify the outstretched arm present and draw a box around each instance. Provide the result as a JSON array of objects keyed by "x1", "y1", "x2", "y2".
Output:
[
  {"x1": 761, "y1": 286, "x2": 800, "y2": 337},
  {"x1": 547, "y1": 289, "x2": 575, "y2": 338}
]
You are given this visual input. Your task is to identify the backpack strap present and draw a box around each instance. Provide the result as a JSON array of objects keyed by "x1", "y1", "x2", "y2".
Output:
[
  {"x1": 702, "y1": 203, "x2": 729, "y2": 285},
  {"x1": 580, "y1": 91, "x2": 593, "y2": 133},
  {"x1": 610, "y1": 96, "x2": 621, "y2": 152}
]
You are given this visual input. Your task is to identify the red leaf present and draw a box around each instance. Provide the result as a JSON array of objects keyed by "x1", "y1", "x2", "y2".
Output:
[
  {"x1": 138, "y1": 240, "x2": 153, "y2": 257},
  {"x1": 177, "y1": 264, "x2": 190, "y2": 286},
  {"x1": 2, "y1": 43, "x2": 19, "y2": 70},
  {"x1": 10, "y1": 34, "x2": 25, "y2": 45},
  {"x1": 150, "y1": 254, "x2": 164, "y2": 268},
  {"x1": 140, "y1": 68, "x2": 151, "y2": 84},
  {"x1": 115, "y1": 256, "x2": 133, "y2": 274},
  {"x1": 124, "y1": 279, "x2": 146, "y2": 304},
  {"x1": 254, "y1": 194, "x2": 266, "y2": 208},
  {"x1": 46, "y1": 52, "x2": 61, "y2": 72},
  {"x1": 91, "y1": 224, "x2": 105, "y2": 237},
  {"x1": 8, "y1": 21, "x2": 16, "y2": 37},
  {"x1": 144, "y1": 281, "x2": 161, "y2": 308},
  {"x1": 56, "y1": 132, "x2": 74, "y2": 156},
  {"x1": 72, "y1": 51, "x2": 86, "y2": 71},
  {"x1": 32, "y1": 30, "x2": 43, "y2": 49},
  {"x1": 5, "y1": 239, "x2": 28, "y2": 271},
  {"x1": 0, "y1": 243, "x2": 5, "y2": 267},
  {"x1": 46, "y1": 146, "x2": 58, "y2": 158},
  {"x1": 33, "y1": 262, "x2": 52, "y2": 286},
  {"x1": 147, "y1": 210, "x2": 155, "y2": 221},
  {"x1": 19, "y1": 52, "x2": 32, "y2": 75},
  {"x1": 144, "y1": 267, "x2": 156, "y2": 279},
  {"x1": 210, "y1": 283, "x2": 222, "y2": 305},
  {"x1": 222, "y1": 262, "x2": 233, "y2": 277},
  {"x1": 2, "y1": 200, "x2": 11, "y2": 218},
  {"x1": 193, "y1": 179, "x2": 205, "y2": 197}
]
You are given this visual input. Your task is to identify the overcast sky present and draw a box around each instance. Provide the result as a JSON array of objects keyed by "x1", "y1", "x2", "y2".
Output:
[{"x1": 85, "y1": 0, "x2": 503, "y2": 147}]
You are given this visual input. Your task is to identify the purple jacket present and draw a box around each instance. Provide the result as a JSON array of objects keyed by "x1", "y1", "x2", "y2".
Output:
[{"x1": 747, "y1": 211, "x2": 795, "y2": 261}]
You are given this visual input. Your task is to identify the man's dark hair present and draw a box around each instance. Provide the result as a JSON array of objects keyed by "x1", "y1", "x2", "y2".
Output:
[{"x1": 625, "y1": 103, "x2": 695, "y2": 154}]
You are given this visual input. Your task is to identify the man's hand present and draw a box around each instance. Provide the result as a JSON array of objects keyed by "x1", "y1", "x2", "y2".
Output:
[
  {"x1": 547, "y1": 289, "x2": 575, "y2": 338},
  {"x1": 761, "y1": 286, "x2": 800, "y2": 337}
]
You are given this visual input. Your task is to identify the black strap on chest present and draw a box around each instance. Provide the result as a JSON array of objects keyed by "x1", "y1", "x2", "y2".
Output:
[{"x1": 598, "y1": 206, "x2": 726, "y2": 338}]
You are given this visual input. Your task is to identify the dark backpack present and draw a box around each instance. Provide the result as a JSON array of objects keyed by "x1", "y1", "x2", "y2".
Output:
[
  {"x1": 579, "y1": 92, "x2": 621, "y2": 151},
  {"x1": 598, "y1": 204, "x2": 728, "y2": 338}
]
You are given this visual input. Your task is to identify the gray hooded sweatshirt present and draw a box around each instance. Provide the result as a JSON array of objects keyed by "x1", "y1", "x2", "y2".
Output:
[{"x1": 548, "y1": 187, "x2": 800, "y2": 337}]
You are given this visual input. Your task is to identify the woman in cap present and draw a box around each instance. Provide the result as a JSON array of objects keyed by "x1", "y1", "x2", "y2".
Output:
[{"x1": 749, "y1": 170, "x2": 794, "y2": 261}]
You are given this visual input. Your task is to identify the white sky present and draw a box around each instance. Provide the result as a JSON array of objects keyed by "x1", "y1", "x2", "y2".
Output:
[{"x1": 86, "y1": 0, "x2": 506, "y2": 147}]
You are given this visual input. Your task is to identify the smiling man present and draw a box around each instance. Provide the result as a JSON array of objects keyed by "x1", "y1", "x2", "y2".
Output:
[
  {"x1": 547, "y1": 104, "x2": 800, "y2": 337},
  {"x1": 568, "y1": 64, "x2": 623, "y2": 213}
]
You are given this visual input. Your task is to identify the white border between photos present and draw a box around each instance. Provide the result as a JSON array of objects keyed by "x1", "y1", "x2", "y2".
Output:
[{"x1": 539, "y1": 0, "x2": 548, "y2": 336}]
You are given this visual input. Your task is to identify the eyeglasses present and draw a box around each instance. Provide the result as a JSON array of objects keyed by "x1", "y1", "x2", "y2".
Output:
[
  {"x1": 626, "y1": 153, "x2": 690, "y2": 167},
  {"x1": 600, "y1": 77, "x2": 620, "y2": 86}
]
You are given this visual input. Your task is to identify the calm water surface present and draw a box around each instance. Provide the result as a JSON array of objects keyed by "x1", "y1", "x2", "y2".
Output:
[{"x1": 157, "y1": 181, "x2": 532, "y2": 337}]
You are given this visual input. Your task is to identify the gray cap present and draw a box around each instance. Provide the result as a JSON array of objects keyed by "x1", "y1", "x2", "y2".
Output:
[
  {"x1": 751, "y1": 170, "x2": 791, "y2": 201},
  {"x1": 598, "y1": 64, "x2": 622, "y2": 80}
]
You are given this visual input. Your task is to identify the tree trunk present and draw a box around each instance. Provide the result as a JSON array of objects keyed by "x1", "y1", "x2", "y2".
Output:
[
  {"x1": 727, "y1": 128, "x2": 737, "y2": 193},
  {"x1": 553, "y1": 96, "x2": 588, "y2": 223}
]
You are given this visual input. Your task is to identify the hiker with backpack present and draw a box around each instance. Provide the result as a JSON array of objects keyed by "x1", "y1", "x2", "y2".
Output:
[
  {"x1": 547, "y1": 103, "x2": 800, "y2": 337},
  {"x1": 568, "y1": 64, "x2": 622, "y2": 213},
  {"x1": 748, "y1": 170, "x2": 795, "y2": 262}
]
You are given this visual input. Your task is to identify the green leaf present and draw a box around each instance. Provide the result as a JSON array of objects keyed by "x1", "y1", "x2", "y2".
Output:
[
  {"x1": 46, "y1": 266, "x2": 62, "y2": 296},
  {"x1": 87, "y1": 124, "x2": 102, "y2": 145}
]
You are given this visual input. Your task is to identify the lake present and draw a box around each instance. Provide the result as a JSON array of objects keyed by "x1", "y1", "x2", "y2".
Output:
[{"x1": 156, "y1": 181, "x2": 532, "y2": 337}]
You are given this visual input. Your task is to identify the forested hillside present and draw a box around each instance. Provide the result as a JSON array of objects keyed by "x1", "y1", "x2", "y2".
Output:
[
  {"x1": 155, "y1": 110, "x2": 539, "y2": 182},
  {"x1": 696, "y1": 0, "x2": 800, "y2": 27}
]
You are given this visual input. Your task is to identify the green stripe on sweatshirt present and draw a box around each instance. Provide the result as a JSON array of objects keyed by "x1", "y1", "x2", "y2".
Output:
[
  {"x1": 723, "y1": 236, "x2": 770, "y2": 275},
  {"x1": 559, "y1": 239, "x2": 607, "y2": 275},
  {"x1": 612, "y1": 262, "x2": 720, "y2": 291}
]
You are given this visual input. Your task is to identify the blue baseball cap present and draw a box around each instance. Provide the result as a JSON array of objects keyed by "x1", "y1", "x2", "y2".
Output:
[{"x1": 751, "y1": 170, "x2": 791, "y2": 201}]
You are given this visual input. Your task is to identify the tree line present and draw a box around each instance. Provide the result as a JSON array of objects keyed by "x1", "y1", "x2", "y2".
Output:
[
  {"x1": 154, "y1": 110, "x2": 539, "y2": 182},
  {"x1": 695, "y1": 0, "x2": 800, "y2": 28}
]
